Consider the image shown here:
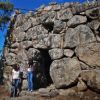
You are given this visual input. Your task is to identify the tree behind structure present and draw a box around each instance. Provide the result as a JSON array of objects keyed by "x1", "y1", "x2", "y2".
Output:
[{"x1": 0, "y1": 0, "x2": 13, "y2": 31}]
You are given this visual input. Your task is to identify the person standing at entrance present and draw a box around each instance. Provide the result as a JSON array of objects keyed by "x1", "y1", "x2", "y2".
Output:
[
  {"x1": 11, "y1": 64, "x2": 20, "y2": 97},
  {"x1": 27, "y1": 64, "x2": 33, "y2": 92}
]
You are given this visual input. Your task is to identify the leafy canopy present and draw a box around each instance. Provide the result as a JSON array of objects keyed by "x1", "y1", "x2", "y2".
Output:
[{"x1": 0, "y1": 0, "x2": 13, "y2": 30}]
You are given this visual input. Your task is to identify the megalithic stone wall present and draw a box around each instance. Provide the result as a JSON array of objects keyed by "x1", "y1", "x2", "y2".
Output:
[{"x1": 3, "y1": 2, "x2": 100, "y2": 92}]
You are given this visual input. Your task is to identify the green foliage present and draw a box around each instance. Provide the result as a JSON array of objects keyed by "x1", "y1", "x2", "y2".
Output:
[
  {"x1": 0, "y1": 16, "x2": 10, "y2": 24},
  {"x1": 0, "y1": 2, "x2": 13, "y2": 11},
  {"x1": 0, "y1": 0, "x2": 13, "y2": 30}
]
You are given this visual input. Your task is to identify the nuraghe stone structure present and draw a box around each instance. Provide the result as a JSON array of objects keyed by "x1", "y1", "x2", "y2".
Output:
[{"x1": 3, "y1": 2, "x2": 100, "y2": 93}]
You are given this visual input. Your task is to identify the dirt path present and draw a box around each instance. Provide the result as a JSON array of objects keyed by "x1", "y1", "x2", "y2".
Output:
[
  {"x1": 0, "y1": 85, "x2": 100, "y2": 100},
  {"x1": 0, "y1": 85, "x2": 10, "y2": 100}
]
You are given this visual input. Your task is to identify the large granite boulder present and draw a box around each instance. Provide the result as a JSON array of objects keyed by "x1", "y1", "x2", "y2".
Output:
[
  {"x1": 64, "y1": 28, "x2": 79, "y2": 48},
  {"x1": 63, "y1": 2, "x2": 70, "y2": 9},
  {"x1": 49, "y1": 48, "x2": 64, "y2": 60},
  {"x1": 67, "y1": 15, "x2": 87, "y2": 27},
  {"x1": 27, "y1": 48, "x2": 41, "y2": 60},
  {"x1": 17, "y1": 49, "x2": 28, "y2": 61},
  {"x1": 53, "y1": 20, "x2": 66, "y2": 33},
  {"x1": 87, "y1": 20, "x2": 100, "y2": 31},
  {"x1": 27, "y1": 25, "x2": 48, "y2": 36},
  {"x1": 19, "y1": 41, "x2": 33, "y2": 49},
  {"x1": 13, "y1": 31, "x2": 26, "y2": 42},
  {"x1": 33, "y1": 34, "x2": 51, "y2": 49},
  {"x1": 64, "y1": 49, "x2": 74, "y2": 57},
  {"x1": 52, "y1": 4, "x2": 61, "y2": 11},
  {"x1": 57, "y1": 8, "x2": 73, "y2": 21},
  {"x1": 25, "y1": 25, "x2": 48, "y2": 41},
  {"x1": 43, "y1": 5, "x2": 52, "y2": 11},
  {"x1": 14, "y1": 14, "x2": 26, "y2": 28},
  {"x1": 50, "y1": 34, "x2": 63, "y2": 48},
  {"x1": 5, "y1": 53, "x2": 17, "y2": 66},
  {"x1": 80, "y1": 70, "x2": 100, "y2": 93},
  {"x1": 50, "y1": 57, "x2": 81, "y2": 88},
  {"x1": 11, "y1": 42, "x2": 19, "y2": 49},
  {"x1": 64, "y1": 25, "x2": 96, "y2": 48},
  {"x1": 19, "y1": 19, "x2": 32, "y2": 32},
  {"x1": 38, "y1": 10, "x2": 57, "y2": 23},
  {"x1": 75, "y1": 25, "x2": 96, "y2": 45},
  {"x1": 26, "y1": 27, "x2": 38, "y2": 40},
  {"x1": 80, "y1": 62, "x2": 90, "y2": 70},
  {"x1": 9, "y1": 48, "x2": 19, "y2": 54},
  {"x1": 75, "y1": 42, "x2": 100, "y2": 67},
  {"x1": 77, "y1": 77, "x2": 87, "y2": 92}
]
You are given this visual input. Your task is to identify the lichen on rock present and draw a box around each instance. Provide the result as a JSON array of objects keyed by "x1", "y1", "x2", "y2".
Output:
[{"x1": 3, "y1": 1, "x2": 100, "y2": 94}]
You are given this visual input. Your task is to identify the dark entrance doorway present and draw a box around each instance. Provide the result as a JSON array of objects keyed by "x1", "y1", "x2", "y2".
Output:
[{"x1": 40, "y1": 49, "x2": 53, "y2": 86}]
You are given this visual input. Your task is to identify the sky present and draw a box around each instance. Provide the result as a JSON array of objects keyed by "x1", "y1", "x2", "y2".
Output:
[{"x1": 0, "y1": 0, "x2": 85, "y2": 54}]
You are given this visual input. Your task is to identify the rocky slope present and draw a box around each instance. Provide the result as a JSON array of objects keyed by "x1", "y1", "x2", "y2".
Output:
[{"x1": 3, "y1": 1, "x2": 100, "y2": 98}]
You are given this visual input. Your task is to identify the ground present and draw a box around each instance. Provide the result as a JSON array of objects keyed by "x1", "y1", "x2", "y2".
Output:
[
  {"x1": 0, "y1": 85, "x2": 100, "y2": 100},
  {"x1": 0, "y1": 85, "x2": 10, "y2": 100}
]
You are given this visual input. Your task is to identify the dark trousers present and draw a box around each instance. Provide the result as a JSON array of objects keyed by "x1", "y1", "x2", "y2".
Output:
[{"x1": 11, "y1": 79, "x2": 19, "y2": 97}]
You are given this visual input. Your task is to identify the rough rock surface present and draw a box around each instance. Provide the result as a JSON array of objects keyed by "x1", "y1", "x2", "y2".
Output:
[
  {"x1": 49, "y1": 48, "x2": 64, "y2": 60},
  {"x1": 27, "y1": 48, "x2": 41, "y2": 60},
  {"x1": 67, "y1": 15, "x2": 87, "y2": 27},
  {"x1": 3, "y1": 1, "x2": 100, "y2": 95},
  {"x1": 80, "y1": 70, "x2": 100, "y2": 93},
  {"x1": 59, "y1": 88, "x2": 76, "y2": 96},
  {"x1": 87, "y1": 20, "x2": 100, "y2": 31},
  {"x1": 85, "y1": 8, "x2": 100, "y2": 19},
  {"x1": 77, "y1": 77, "x2": 87, "y2": 91},
  {"x1": 50, "y1": 57, "x2": 81, "y2": 88},
  {"x1": 5, "y1": 53, "x2": 17, "y2": 66},
  {"x1": 64, "y1": 25, "x2": 96, "y2": 48},
  {"x1": 75, "y1": 43, "x2": 100, "y2": 67},
  {"x1": 64, "y1": 49, "x2": 74, "y2": 57}
]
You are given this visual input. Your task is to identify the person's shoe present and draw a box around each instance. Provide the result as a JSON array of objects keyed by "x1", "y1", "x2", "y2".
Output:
[{"x1": 30, "y1": 90, "x2": 33, "y2": 92}]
